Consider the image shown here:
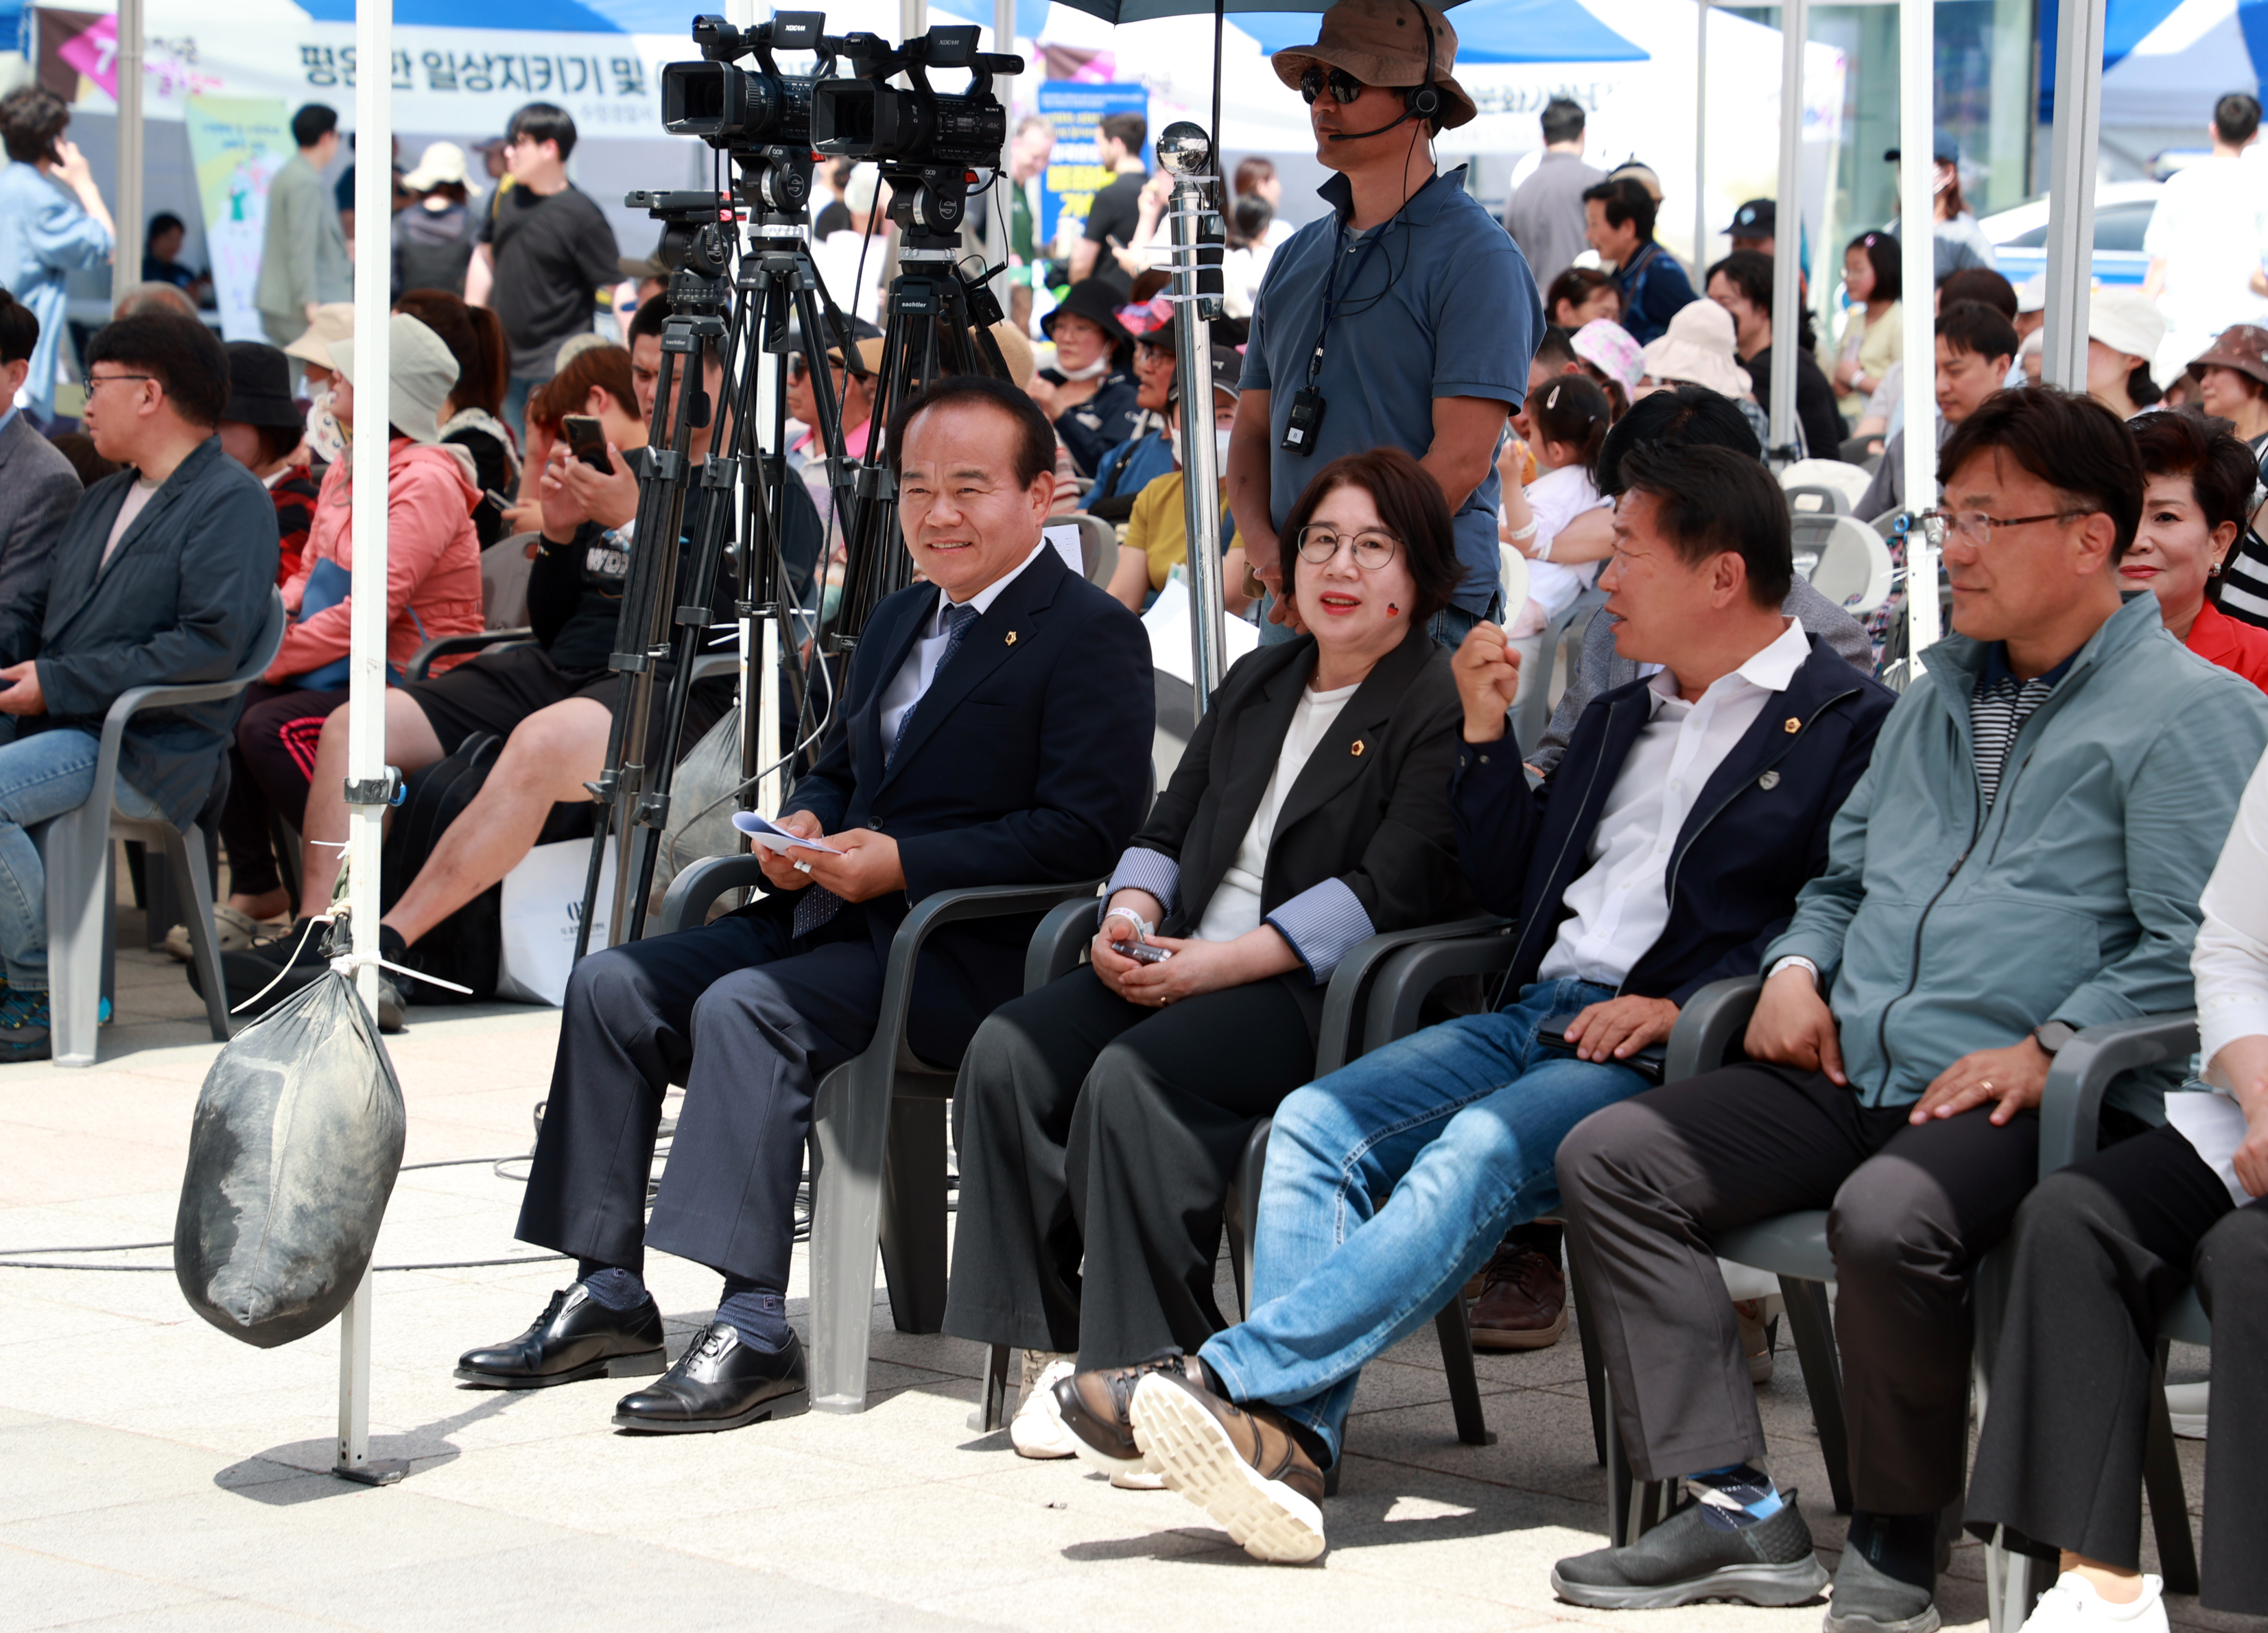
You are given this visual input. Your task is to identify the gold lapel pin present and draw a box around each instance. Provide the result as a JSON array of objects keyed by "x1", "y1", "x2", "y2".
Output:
[
  {"x1": 1783, "y1": 716, "x2": 1801, "y2": 734},
  {"x1": 1004, "y1": 631, "x2": 1018, "y2": 645},
  {"x1": 1349, "y1": 739, "x2": 1366, "y2": 756}
]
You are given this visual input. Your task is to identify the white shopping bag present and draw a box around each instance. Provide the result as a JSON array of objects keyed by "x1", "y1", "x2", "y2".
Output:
[{"x1": 495, "y1": 838, "x2": 618, "y2": 1007}]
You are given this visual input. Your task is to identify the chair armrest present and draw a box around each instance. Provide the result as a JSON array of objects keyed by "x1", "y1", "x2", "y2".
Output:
[
  {"x1": 1026, "y1": 895, "x2": 1103, "y2": 994},
  {"x1": 1662, "y1": 976, "x2": 1764, "y2": 1084},
  {"x1": 406, "y1": 628, "x2": 534, "y2": 682},
  {"x1": 654, "y1": 854, "x2": 771, "y2": 935},
  {"x1": 2036, "y1": 1012, "x2": 2199, "y2": 1180},
  {"x1": 877, "y1": 881, "x2": 1106, "y2": 1070},
  {"x1": 1345, "y1": 927, "x2": 1520, "y2": 1076},
  {"x1": 1312, "y1": 916, "x2": 1512, "y2": 1076}
]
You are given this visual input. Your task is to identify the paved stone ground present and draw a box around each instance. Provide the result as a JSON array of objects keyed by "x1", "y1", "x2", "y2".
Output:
[{"x1": 0, "y1": 905, "x2": 2237, "y2": 1632}]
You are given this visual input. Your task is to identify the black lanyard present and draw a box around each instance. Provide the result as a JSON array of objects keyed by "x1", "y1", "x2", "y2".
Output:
[{"x1": 1305, "y1": 214, "x2": 1394, "y2": 389}]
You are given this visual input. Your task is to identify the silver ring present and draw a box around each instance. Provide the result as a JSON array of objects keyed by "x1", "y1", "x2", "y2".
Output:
[{"x1": 794, "y1": 859, "x2": 813, "y2": 874}]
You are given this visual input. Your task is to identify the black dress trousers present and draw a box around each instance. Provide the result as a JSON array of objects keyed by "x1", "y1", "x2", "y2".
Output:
[
  {"x1": 1557, "y1": 1062, "x2": 2141, "y2": 1514},
  {"x1": 1965, "y1": 1121, "x2": 2267, "y2": 1614},
  {"x1": 515, "y1": 903, "x2": 885, "y2": 1294},
  {"x1": 943, "y1": 965, "x2": 1316, "y2": 1370}
]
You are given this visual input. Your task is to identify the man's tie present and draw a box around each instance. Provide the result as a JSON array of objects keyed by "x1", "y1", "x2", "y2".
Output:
[{"x1": 794, "y1": 599, "x2": 980, "y2": 940}]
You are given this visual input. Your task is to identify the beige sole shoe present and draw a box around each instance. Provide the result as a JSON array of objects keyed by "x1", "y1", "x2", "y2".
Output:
[
  {"x1": 1130, "y1": 1373, "x2": 1325, "y2": 1564},
  {"x1": 163, "y1": 905, "x2": 276, "y2": 962}
]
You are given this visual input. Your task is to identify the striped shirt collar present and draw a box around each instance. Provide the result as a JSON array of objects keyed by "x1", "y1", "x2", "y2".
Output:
[{"x1": 1978, "y1": 641, "x2": 2078, "y2": 694}]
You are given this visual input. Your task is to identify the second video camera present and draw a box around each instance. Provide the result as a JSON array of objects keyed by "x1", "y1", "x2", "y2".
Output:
[{"x1": 811, "y1": 25, "x2": 1021, "y2": 172}]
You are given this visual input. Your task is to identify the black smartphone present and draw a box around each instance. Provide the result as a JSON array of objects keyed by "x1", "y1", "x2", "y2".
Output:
[
  {"x1": 1536, "y1": 1018, "x2": 1666, "y2": 1084},
  {"x1": 1111, "y1": 940, "x2": 1174, "y2": 964},
  {"x1": 561, "y1": 414, "x2": 612, "y2": 473}
]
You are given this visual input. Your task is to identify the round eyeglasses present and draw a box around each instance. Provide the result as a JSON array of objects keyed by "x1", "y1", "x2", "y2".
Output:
[{"x1": 1295, "y1": 525, "x2": 1402, "y2": 571}]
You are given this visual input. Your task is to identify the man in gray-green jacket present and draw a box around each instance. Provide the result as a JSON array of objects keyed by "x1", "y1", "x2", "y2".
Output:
[
  {"x1": 254, "y1": 104, "x2": 350, "y2": 350},
  {"x1": 1550, "y1": 385, "x2": 2268, "y2": 1633}
]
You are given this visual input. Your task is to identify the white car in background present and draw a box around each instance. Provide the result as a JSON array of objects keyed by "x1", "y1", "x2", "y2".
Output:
[{"x1": 1977, "y1": 180, "x2": 2164, "y2": 288}]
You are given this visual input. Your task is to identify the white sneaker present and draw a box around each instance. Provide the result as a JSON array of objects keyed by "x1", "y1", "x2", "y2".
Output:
[
  {"x1": 2165, "y1": 1381, "x2": 2208, "y2": 1440},
  {"x1": 2018, "y1": 1573, "x2": 2167, "y2": 1633},
  {"x1": 1010, "y1": 1352, "x2": 1078, "y2": 1459}
]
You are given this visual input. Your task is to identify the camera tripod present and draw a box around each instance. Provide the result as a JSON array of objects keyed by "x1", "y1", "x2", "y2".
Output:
[{"x1": 573, "y1": 165, "x2": 868, "y2": 958}]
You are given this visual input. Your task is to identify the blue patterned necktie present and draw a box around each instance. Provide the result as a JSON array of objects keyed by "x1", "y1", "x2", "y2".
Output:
[{"x1": 795, "y1": 598, "x2": 981, "y2": 939}]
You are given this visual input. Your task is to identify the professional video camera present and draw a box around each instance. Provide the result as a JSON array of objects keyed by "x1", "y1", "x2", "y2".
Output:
[
  {"x1": 812, "y1": 25, "x2": 1017, "y2": 233},
  {"x1": 661, "y1": 11, "x2": 834, "y2": 212}
]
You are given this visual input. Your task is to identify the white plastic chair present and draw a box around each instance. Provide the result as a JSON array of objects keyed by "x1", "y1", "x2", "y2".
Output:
[
  {"x1": 43, "y1": 590, "x2": 285, "y2": 1066},
  {"x1": 1795, "y1": 513, "x2": 1896, "y2": 617}
]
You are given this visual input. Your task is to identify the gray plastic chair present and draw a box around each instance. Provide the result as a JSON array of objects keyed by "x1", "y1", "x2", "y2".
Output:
[
  {"x1": 1511, "y1": 584, "x2": 1606, "y2": 756},
  {"x1": 971, "y1": 906, "x2": 1520, "y2": 1465},
  {"x1": 1044, "y1": 512, "x2": 1120, "y2": 588},
  {"x1": 44, "y1": 589, "x2": 285, "y2": 1067},
  {"x1": 654, "y1": 859, "x2": 1107, "y2": 1413},
  {"x1": 405, "y1": 627, "x2": 533, "y2": 682}
]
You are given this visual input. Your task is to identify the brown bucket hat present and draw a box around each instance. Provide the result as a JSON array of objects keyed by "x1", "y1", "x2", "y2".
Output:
[
  {"x1": 2188, "y1": 324, "x2": 2268, "y2": 390},
  {"x1": 1270, "y1": 0, "x2": 1478, "y2": 132}
]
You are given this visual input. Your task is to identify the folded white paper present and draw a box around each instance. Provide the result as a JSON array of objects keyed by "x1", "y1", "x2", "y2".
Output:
[{"x1": 731, "y1": 811, "x2": 845, "y2": 855}]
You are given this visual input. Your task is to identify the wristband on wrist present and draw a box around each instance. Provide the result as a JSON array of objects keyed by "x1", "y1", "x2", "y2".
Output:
[
  {"x1": 1102, "y1": 906, "x2": 1154, "y2": 942},
  {"x1": 1769, "y1": 955, "x2": 1821, "y2": 986},
  {"x1": 1506, "y1": 518, "x2": 1539, "y2": 543}
]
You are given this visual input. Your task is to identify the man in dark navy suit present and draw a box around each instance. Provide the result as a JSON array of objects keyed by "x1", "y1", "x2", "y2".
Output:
[{"x1": 458, "y1": 375, "x2": 1155, "y2": 1431}]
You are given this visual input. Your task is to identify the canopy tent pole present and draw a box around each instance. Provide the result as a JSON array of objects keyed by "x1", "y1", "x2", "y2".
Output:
[
  {"x1": 1767, "y1": 0, "x2": 1806, "y2": 458},
  {"x1": 1692, "y1": 0, "x2": 1707, "y2": 274},
  {"x1": 1897, "y1": 0, "x2": 1939, "y2": 667},
  {"x1": 1158, "y1": 123, "x2": 1225, "y2": 714},
  {"x1": 991, "y1": 0, "x2": 1017, "y2": 306},
  {"x1": 334, "y1": 0, "x2": 397, "y2": 1488},
  {"x1": 2040, "y1": 0, "x2": 2104, "y2": 390},
  {"x1": 114, "y1": 0, "x2": 143, "y2": 298},
  {"x1": 901, "y1": 0, "x2": 927, "y2": 40}
]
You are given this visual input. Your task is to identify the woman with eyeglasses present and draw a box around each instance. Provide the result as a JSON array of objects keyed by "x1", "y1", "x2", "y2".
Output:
[{"x1": 943, "y1": 445, "x2": 1473, "y2": 1468}]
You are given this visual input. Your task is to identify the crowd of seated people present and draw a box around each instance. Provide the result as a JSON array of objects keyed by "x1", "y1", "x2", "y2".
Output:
[{"x1": 1, "y1": 166, "x2": 2263, "y2": 1633}]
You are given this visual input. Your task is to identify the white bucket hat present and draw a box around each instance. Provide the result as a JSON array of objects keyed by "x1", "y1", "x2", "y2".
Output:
[
  {"x1": 1641, "y1": 299, "x2": 1752, "y2": 401},
  {"x1": 329, "y1": 313, "x2": 460, "y2": 444},
  {"x1": 2088, "y1": 287, "x2": 2167, "y2": 379}
]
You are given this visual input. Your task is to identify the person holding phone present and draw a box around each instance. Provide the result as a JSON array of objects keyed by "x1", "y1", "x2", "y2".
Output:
[
  {"x1": 0, "y1": 87, "x2": 116, "y2": 426},
  {"x1": 944, "y1": 447, "x2": 1472, "y2": 1466}
]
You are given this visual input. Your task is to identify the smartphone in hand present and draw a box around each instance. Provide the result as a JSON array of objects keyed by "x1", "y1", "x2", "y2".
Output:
[
  {"x1": 562, "y1": 414, "x2": 613, "y2": 473},
  {"x1": 1111, "y1": 940, "x2": 1174, "y2": 964}
]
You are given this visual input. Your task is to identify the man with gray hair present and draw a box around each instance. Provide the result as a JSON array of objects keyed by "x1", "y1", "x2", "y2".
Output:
[{"x1": 1504, "y1": 97, "x2": 1603, "y2": 291}]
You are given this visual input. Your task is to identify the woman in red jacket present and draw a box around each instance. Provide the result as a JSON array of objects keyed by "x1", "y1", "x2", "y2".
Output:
[
  {"x1": 2126, "y1": 412, "x2": 2268, "y2": 691},
  {"x1": 204, "y1": 313, "x2": 487, "y2": 949}
]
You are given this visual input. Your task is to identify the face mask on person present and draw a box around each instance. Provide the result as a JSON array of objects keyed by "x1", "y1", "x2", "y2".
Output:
[
  {"x1": 1171, "y1": 426, "x2": 1234, "y2": 470},
  {"x1": 1054, "y1": 355, "x2": 1110, "y2": 382}
]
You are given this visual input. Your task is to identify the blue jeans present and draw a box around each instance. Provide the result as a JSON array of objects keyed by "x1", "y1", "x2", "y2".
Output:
[
  {"x1": 1257, "y1": 591, "x2": 1494, "y2": 651},
  {"x1": 1198, "y1": 978, "x2": 1653, "y2": 1464},
  {"x1": 503, "y1": 374, "x2": 539, "y2": 451},
  {"x1": 0, "y1": 729, "x2": 157, "y2": 990}
]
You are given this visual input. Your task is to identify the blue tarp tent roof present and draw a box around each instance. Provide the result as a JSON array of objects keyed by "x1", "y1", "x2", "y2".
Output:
[{"x1": 2038, "y1": 0, "x2": 2268, "y2": 119}]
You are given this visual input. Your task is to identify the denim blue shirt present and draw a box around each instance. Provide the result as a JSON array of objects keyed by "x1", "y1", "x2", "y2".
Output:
[
  {"x1": 0, "y1": 163, "x2": 114, "y2": 422},
  {"x1": 1243, "y1": 165, "x2": 1543, "y2": 615}
]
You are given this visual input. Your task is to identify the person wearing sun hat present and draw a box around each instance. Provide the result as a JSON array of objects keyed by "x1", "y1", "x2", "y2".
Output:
[
  {"x1": 1032, "y1": 277, "x2": 1141, "y2": 476},
  {"x1": 2190, "y1": 324, "x2": 2268, "y2": 630},
  {"x1": 1570, "y1": 316, "x2": 1644, "y2": 414},
  {"x1": 2085, "y1": 285, "x2": 2169, "y2": 420},
  {"x1": 1228, "y1": 0, "x2": 1541, "y2": 654}
]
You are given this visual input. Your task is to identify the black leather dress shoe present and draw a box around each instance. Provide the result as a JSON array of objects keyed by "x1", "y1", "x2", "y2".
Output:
[
  {"x1": 454, "y1": 1283, "x2": 667, "y2": 1389},
  {"x1": 613, "y1": 1324, "x2": 810, "y2": 1433}
]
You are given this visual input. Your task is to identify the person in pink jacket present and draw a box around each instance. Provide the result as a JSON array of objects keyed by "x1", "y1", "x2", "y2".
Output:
[{"x1": 206, "y1": 313, "x2": 486, "y2": 949}]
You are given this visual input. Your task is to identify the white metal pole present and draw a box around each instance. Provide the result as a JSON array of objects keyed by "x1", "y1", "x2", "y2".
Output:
[
  {"x1": 2040, "y1": 0, "x2": 2104, "y2": 390},
  {"x1": 1692, "y1": 0, "x2": 1708, "y2": 273},
  {"x1": 990, "y1": 0, "x2": 1016, "y2": 307},
  {"x1": 336, "y1": 0, "x2": 393, "y2": 1481},
  {"x1": 114, "y1": 0, "x2": 143, "y2": 298},
  {"x1": 901, "y1": 0, "x2": 925, "y2": 43},
  {"x1": 1159, "y1": 126, "x2": 1225, "y2": 711},
  {"x1": 1898, "y1": 0, "x2": 1939, "y2": 662},
  {"x1": 1768, "y1": 0, "x2": 1806, "y2": 457}
]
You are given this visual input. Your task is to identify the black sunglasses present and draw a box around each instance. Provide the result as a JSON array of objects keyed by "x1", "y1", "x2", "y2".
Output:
[{"x1": 1299, "y1": 64, "x2": 1366, "y2": 106}]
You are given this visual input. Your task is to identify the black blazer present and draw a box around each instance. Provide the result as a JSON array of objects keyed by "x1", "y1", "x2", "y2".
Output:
[
  {"x1": 1453, "y1": 632, "x2": 1893, "y2": 1005},
  {"x1": 0, "y1": 436, "x2": 278, "y2": 830},
  {"x1": 1129, "y1": 625, "x2": 1472, "y2": 1031},
  {"x1": 776, "y1": 545, "x2": 1154, "y2": 1063}
]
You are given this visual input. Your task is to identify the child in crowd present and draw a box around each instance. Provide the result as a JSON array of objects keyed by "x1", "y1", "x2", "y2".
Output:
[{"x1": 1499, "y1": 374, "x2": 1612, "y2": 638}]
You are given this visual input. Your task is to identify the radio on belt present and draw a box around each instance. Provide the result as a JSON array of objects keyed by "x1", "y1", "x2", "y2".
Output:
[{"x1": 1281, "y1": 386, "x2": 1327, "y2": 453}]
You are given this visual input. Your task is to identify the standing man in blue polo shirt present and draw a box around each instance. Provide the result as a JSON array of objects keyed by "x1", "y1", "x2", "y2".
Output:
[{"x1": 1227, "y1": 0, "x2": 1542, "y2": 650}]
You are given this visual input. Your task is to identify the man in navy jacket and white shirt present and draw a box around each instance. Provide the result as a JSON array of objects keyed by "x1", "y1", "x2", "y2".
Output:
[
  {"x1": 1067, "y1": 441, "x2": 1893, "y2": 1565},
  {"x1": 459, "y1": 377, "x2": 1154, "y2": 1431}
]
